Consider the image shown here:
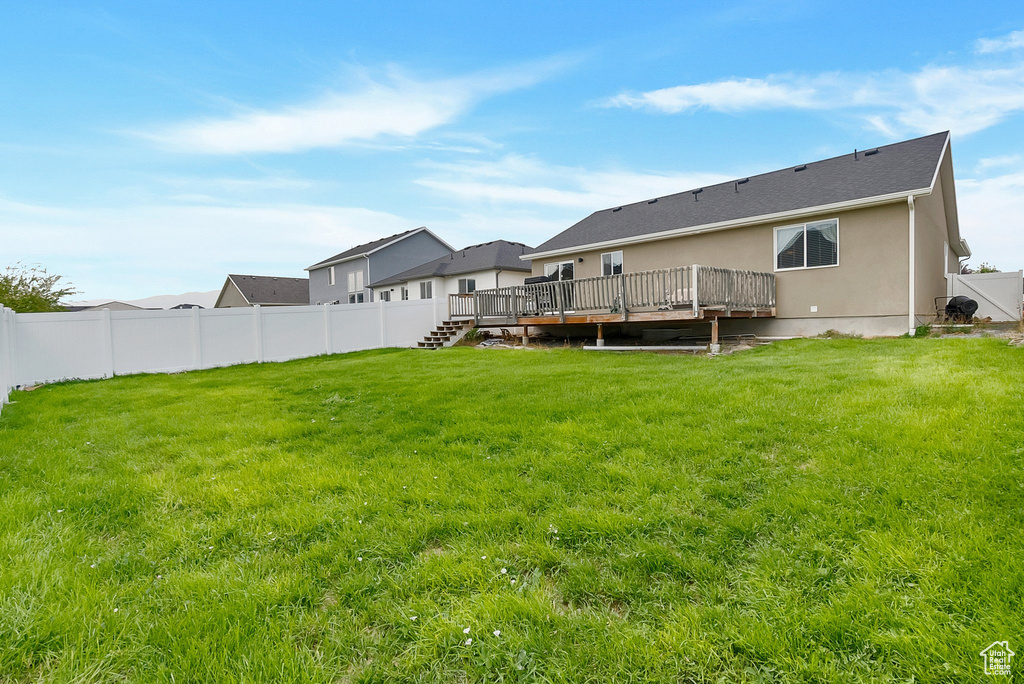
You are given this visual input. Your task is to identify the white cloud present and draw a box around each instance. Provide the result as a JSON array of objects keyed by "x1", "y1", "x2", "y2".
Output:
[
  {"x1": 603, "y1": 59, "x2": 1024, "y2": 138},
  {"x1": 976, "y1": 29, "x2": 1024, "y2": 54},
  {"x1": 957, "y1": 168, "x2": 1024, "y2": 272},
  {"x1": 0, "y1": 197, "x2": 412, "y2": 298},
  {"x1": 605, "y1": 77, "x2": 818, "y2": 113},
  {"x1": 141, "y1": 59, "x2": 571, "y2": 155},
  {"x1": 975, "y1": 154, "x2": 1023, "y2": 171},
  {"x1": 416, "y1": 155, "x2": 731, "y2": 211}
]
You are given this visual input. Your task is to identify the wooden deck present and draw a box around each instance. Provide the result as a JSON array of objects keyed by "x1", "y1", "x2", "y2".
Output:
[{"x1": 451, "y1": 264, "x2": 776, "y2": 327}]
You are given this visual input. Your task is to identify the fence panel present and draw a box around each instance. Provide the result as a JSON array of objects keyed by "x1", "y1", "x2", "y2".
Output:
[
  {"x1": 110, "y1": 309, "x2": 196, "y2": 375},
  {"x1": 0, "y1": 300, "x2": 444, "y2": 398}
]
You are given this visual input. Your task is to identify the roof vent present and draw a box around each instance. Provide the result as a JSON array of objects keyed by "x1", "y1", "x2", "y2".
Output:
[
  {"x1": 692, "y1": 188, "x2": 703, "y2": 201},
  {"x1": 864, "y1": 148, "x2": 879, "y2": 156},
  {"x1": 647, "y1": 198, "x2": 658, "y2": 204},
  {"x1": 794, "y1": 165, "x2": 807, "y2": 172},
  {"x1": 612, "y1": 207, "x2": 622, "y2": 212},
  {"x1": 734, "y1": 178, "x2": 749, "y2": 192}
]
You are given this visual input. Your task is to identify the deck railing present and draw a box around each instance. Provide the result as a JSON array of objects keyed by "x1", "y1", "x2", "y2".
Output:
[
  {"x1": 448, "y1": 293, "x2": 475, "y2": 318},
  {"x1": 466, "y1": 264, "x2": 775, "y2": 323}
]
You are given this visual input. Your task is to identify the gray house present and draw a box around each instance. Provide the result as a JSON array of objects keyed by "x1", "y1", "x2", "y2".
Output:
[{"x1": 306, "y1": 227, "x2": 453, "y2": 305}]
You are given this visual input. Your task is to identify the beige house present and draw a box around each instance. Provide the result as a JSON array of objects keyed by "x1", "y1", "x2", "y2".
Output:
[
  {"x1": 214, "y1": 274, "x2": 309, "y2": 308},
  {"x1": 493, "y1": 131, "x2": 968, "y2": 338}
]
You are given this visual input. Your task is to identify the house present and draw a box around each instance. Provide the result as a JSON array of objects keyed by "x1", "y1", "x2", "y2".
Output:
[
  {"x1": 65, "y1": 301, "x2": 152, "y2": 312},
  {"x1": 214, "y1": 274, "x2": 310, "y2": 308},
  {"x1": 305, "y1": 227, "x2": 453, "y2": 305},
  {"x1": 169, "y1": 303, "x2": 204, "y2": 310},
  {"x1": 368, "y1": 240, "x2": 532, "y2": 309},
  {"x1": 475, "y1": 131, "x2": 967, "y2": 338}
]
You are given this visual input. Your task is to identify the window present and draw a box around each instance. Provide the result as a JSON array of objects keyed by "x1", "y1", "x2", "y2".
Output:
[
  {"x1": 379, "y1": 290, "x2": 391, "y2": 302},
  {"x1": 601, "y1": 251, "x2": 623, "y2": 276},
  {"x1": 348, "y1": 293, "x2": 365, "y2": 304},
  {"x1": 544, "y1": 261, "x2": 574, "y2": 281},
  {"x1": 458, "y1": 278, "x2": 476, "y2": 294},
  {"x1": 775, "y1": 219, "x2": 838, "y2": 270},
  {"x1": 420, "y1": 281, "x2": 433, "y2": 299},
  {"x1": 347, "y1": 270, "x2": 364, "y2": 293},
  {"x1": 327, "y1": 266, "x2": 336, "y2": 286},
  {"x1": 401, "y1": 286, "x2": 409, "y2": 301}
]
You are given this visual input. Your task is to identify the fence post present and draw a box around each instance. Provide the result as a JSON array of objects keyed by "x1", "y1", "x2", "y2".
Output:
[
  {"x1": 0, "y1": 307, "x2": 9, "y2": 404},
  {"x1": 101, "y1": 308, "x2": 115, "y2": 378},
  {"x1": 254, "y1": 305, "x2": 264, "y2": 363},
  {"x1": 691, "y1": 265, "x2": 700, "y2": 318},
  {"x1": 323, "y1": 303, "x2": 333, "y2": 355},
  {"x1": 6, "y1": 308, "x2": 18, "y2": 391},
  {"x1": 191, "y1": 306, "x2": 203, "y2": 370},
  {"x1": 379, "y1": 297, "x2": 387, "y2": 347},
  {"x1": 620, "y1": 273, "x2": 627, "y2": 321}
]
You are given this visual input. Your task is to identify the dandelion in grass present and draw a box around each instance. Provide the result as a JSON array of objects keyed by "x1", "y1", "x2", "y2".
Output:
[
  {"x1": 501, "y1": 568, "x2": 507, "y2": 574},
  {"x1": 90, "y1": 563, "x2": 96, "y2": 569},
  {"x1": 493, "y1": 630, "x2": 501, "y2": 637},
  {"x1": 113, "y1": 608, "x2": 118, "y2": 613},
  {"x1": 410, "y1": 616, "x2": 417, "y2": 621},
  {"x1": 510, "y1": 578, "x2": 516, "y2": 585},
  {"x1": 57, "y1": 509, "x2": 64, "y2": 513},
  {"x1": 463, "y1": 627, "x2": 471, "y2": 634},
  {"x1": 481, "y1": 555, "x2": 486, "y2": 560},
  {"x1": 465, "y1": 638, "x2": 472, "y2": 645},
  {"x1": 208, "y1": 546, "x2": 214, "y2": 550}
]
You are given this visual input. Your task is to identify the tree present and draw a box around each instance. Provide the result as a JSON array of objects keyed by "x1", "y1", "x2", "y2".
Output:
[
  {"x1": 960, "y1": 262, "x2": 1000, "y2": 274},
  {"x1": 0, "y1": 263, "x2": 78, "y2": 313}
]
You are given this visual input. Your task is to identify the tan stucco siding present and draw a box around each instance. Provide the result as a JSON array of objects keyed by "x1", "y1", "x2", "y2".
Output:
[
  {"x1": 531, "y1": 202, "x2": 911, "y2": 319},
  {"x1": 914, "y1": 168, "x2": 952, "y2": 319},
  {"x1": 215, "y1": 280, "x2": 249, "y2": 308}
]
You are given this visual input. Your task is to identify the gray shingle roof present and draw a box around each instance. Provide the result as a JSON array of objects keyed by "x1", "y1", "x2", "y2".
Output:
[
  {"x1": 369, "y1": 240, "x2": 533, "y2": 287},
  {"x1": 307, "y1": 227, "x2": 426, "y2": 270},
  {"x1": 528, "y1": 131, "x2": 949, "y2": 255},
  {"x1": 228, "y1": 275, "x2": 309, "y2": 305}
]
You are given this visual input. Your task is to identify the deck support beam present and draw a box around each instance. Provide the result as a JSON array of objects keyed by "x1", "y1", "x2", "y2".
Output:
[
  {"x1": 596, "y1": 323, "x2": 605, "y2": 347},
  {"x1": 709, "y1": 318, "x2": 720, "y2": 354},
  {"x1": 521, "y1": 325, "x2": 529, "y2": 346}
]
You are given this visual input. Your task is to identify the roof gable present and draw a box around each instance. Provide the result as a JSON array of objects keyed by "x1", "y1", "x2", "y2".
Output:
[
  {"x1": 369, "y1": 240, "x2": 532, "y2": 287},
  {"x1": 528, "y1": 132, "x2": 950, "y2": 257},
  {"x1": 306, "y1": 227, "x2": 454, "y2": 270}
]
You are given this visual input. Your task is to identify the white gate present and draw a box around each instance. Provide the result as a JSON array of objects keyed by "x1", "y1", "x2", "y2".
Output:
[{"x1": 948, "y1": 271, "x2": 1023, "y2": 322}]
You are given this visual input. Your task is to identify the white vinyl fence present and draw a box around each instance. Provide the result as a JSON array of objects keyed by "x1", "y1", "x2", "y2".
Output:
[
  {"x1": 0, "y1": 299, "x2": 443, "y2": 409},
  {"x1": 948, "y1": 271, "x2": 1023, "y2": 322}
]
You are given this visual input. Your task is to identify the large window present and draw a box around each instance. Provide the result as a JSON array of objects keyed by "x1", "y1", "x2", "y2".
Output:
[
  {"x1": 347, "y1": 292, "x2": 365, "y2": 304},
  {"x1": 400, "y1": 286, "x2": 409, "y2": 301},
  {"x1": 775, "y1": 219, "x2": 838, "y2": 270},
  {"x1": 379, "y1": 290, "x2": 391, "y2": 302},
  {"x1": 544, "y1": 261, "x2": 574, "y2": 281},
  {"x1": 420, "y1": 281, "x2": 433, "y2": 299},
  {"x1": 458, "y1": 278, "x2": 476, "y2": 294},
  {"x1": 601, "y1": 251, "x2": 623, "y2": 276}
]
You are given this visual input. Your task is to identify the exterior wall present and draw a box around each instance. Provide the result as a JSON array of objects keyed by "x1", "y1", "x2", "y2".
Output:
[
  {"x1": 309, "y1": 257, "x2": 367, "y2": 306},
  {"x1": 914, "y1": 156, "x2": 954, "y2": 322},
  {"x1": 368, "y1": 231, "x2": 453, "y2": 286},
  {"x1": 215, "y1": 280, "x2": 249, "y2": 308},
  {"x1": 530, "y1": 202, "x2": 912, "y2": 322}
]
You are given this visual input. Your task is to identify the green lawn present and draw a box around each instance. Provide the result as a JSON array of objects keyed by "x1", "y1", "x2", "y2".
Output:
[{"x1": 1, "y1": 339, "x2": 1022, "y2": 682}]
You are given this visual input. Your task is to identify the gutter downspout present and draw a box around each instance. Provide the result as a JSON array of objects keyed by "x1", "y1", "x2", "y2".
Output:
[{"x1": 908, "y1": 195, "x2": 916, "y2": 336}]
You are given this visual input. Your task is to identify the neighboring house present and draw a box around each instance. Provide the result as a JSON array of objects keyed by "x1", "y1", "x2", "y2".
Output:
[
  {"x1": 65, "y1": 301, "x2": 151, "y2": 312},
  {"x1": 306, "y1": 227, "x2": 453, "y2": 305},
  {"x1": 214, "y1": 274, "x2": 309, "y2": 308},
  {"x1": 511, "y1": 131, "x2": 968, "y2": 337},
  {"x1": 369, "y1": 240, "x2": 532, "y2": 308},
  {"x1": 170, "y1": 303, "x2": 204, "y2": 310}
]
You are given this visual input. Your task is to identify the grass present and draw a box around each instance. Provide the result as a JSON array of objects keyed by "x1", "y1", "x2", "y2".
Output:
[{"x1": 0, "y1": 339, "x2": 1022, "y2": 682}]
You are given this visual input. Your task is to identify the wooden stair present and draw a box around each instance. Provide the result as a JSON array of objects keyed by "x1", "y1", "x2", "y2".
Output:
[{"x1": 417, "y1": 320, "x2": 474, "y2": 349}]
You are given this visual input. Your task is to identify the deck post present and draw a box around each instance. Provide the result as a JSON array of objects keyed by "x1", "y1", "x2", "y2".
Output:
[
  {"x1": 691, "y1": 264, "x2": 700, "y2": 318},
  {"x1": 557, "y1": 282, "x2": 566, "y2": 324},
  {"x1": 620, "y1": 273, "x2": 627, "y2": 321},
  {"x1": 709, "y1": 317, "x2": 720, "y2": 354},
  {"x1": 522, "y1": 325, "x2": 529, "y2": 346},
  {"x1": 596, "y1": 323, "x2": 605, "y2": 347}
]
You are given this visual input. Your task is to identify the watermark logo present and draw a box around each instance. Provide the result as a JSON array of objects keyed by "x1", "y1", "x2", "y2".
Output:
[{"x1": 980, "y1": 641, "x2": 1015, "y2": 676}]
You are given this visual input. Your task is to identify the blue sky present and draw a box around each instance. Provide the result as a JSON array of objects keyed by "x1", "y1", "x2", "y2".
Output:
[{"x1": 3, "y1": 1, "x2": 1024, "y2": 300}]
